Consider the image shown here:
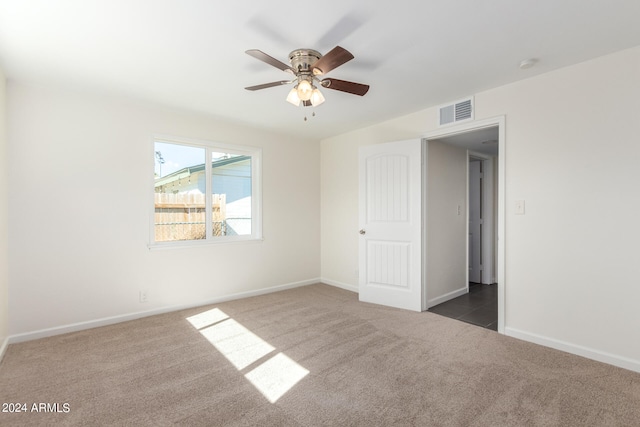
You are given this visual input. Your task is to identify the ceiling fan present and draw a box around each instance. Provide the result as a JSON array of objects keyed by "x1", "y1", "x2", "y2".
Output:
[{"x1": 244, "y1": 46, "x2": 370, "y2": 107}]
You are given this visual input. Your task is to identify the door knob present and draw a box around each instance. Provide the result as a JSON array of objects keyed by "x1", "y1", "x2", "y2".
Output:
[{"x1": 359, "y1": 229, "x2": 366, "y2": 235}]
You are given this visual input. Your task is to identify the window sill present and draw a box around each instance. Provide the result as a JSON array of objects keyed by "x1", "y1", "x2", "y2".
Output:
[{"x1": 148, "y1": 236, "x2": 264, "y2": 251}]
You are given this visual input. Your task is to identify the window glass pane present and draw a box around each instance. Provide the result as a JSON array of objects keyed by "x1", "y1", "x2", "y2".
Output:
[
  {"x1": 154, "y1": 143, "x2": 206, "y2": 242},
  {"x1": 211, "y1": 152, "x2": 252, "y2": 237}
]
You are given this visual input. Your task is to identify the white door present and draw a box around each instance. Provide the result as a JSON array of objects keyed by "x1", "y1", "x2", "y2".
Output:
[
  {"x1": 358, "y1": 139, "x2": 423, "y2": 312},
  {"x1": 468, "y1": 159, "x2": 482, "y2": 283}
]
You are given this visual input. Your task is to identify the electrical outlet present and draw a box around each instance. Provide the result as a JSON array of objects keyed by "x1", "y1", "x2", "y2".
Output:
[{"x1": 139, "y1": 290, "x2": 148, "y2": 303}]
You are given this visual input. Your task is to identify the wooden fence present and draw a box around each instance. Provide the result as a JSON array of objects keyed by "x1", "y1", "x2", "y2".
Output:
[{"x1": 154, "y1": 193, "x2": 226, "y2": 241}]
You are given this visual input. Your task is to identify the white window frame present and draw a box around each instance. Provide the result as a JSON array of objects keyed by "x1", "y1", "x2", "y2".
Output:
[{"x1": 149, "y1": 135, "x2": 263, "y2": 249}]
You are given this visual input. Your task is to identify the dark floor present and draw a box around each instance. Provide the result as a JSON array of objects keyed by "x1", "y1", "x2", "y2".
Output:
[{"x1": 428, "y1": 283, "x2": 497, "y2": 330}]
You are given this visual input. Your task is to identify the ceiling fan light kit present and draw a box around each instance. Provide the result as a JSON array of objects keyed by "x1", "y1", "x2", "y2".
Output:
[
  {"x1": 310, "y1": 87, "x2": 325, "y2": 106},
  {"x1": 286, "y1": 87, "x2": 301, "y2": 106},
  {"x1": 296, "y1": 78, "x2": 313, "y2": 101},
  {"x1": 245, "y1": 46, "x2": 369, "y2": 109}
]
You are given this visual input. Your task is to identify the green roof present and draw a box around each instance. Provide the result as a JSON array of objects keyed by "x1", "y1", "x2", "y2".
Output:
[{"x1": 154, "y1": 155, "x2": 249, "y2": 186}]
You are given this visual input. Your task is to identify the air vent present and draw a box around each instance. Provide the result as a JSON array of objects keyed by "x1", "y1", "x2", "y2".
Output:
[{"x1": 438, "y1": 97, "x2": 474, "y2": 126}]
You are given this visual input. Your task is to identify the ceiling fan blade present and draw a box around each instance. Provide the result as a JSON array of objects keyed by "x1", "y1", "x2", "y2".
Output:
[
  {"x1": 246, "y1": 49, "x2": 295, "y2": 74},
  {"x1": 321, "y1": 78, "x2": 370, "y2": 96},
  {"x1": 315, "y1": 13, "x2": 367, "y2": 48},
  {"x1": 312, "y1": 46, "x2": 354, "y2": 75},
  {"x1": 245, "y1": 81, "x2": 292, "y2": 91}
]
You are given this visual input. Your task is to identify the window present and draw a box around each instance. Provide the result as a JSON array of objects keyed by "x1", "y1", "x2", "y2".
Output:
[{"x1": 151, "y1": 137, "x2": 262, "y2": 247}]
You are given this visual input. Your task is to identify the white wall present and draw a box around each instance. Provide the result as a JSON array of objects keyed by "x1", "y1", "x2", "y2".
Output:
[
  {"x1": 426, "y1": 140, "x2": 467, "y2": 306},
  {"x1": 321, "y1": 45, "x2": 640, "y2": 371},
  {"x1": 7, "y1": 82, "x2": 320, "y2": 337},
  {"x1": 0, "y1": 67, "x2": 8, "y2": 353}
]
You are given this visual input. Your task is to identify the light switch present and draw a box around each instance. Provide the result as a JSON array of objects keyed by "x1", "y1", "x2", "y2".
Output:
[{"x1": 515, "y1": 200, "x2": 525, "y2": 215}]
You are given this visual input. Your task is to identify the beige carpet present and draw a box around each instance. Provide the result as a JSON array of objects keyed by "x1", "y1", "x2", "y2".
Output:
[{"x1": 1, "y1": 284, "x2": 639, "y2": 426}]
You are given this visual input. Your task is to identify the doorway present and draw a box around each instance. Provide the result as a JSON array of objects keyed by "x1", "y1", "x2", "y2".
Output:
[
  {"x1": 469, "y1": 157, "x2": 483, "y2": 284},
  {"x1": 468, "y1": 151, "x2": 495, "y2": 286},
  {"x1": 424, "y1": 118, "x2": 504, "y2": 332}
]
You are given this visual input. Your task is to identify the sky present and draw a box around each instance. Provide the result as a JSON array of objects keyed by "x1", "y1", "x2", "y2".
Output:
[
  {"x1": 154, "y1": 142, "x2": 204, "y2": 178},
  {"x1": 154, "y1": 142, "x2": 237, "y2": 178}
]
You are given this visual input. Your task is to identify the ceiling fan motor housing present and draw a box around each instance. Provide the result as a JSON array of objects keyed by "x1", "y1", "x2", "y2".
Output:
[{"x1": 289, "y1": 49, "x2": 322, "y2": 75}]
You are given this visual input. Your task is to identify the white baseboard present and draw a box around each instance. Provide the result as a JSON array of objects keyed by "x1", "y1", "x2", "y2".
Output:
[
  {"x1": 8, "y1": 278, "x2": 320, "y2": 345},
  {"x1": 505, "y1": 327, "x2": 640, "y2": 374},
  {"x1": 320, "y1": 278, "x2": 358, "y2": 293},
  {"x1": 427, "y1": 287, "x2": 468, "y2": 308},
  {"x1": 0, "y1": 336, "x2": 9, "y2": 363}
]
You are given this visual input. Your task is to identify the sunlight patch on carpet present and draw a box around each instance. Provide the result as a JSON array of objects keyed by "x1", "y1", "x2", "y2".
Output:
[
  {"x1": 187, "y1": 308, "x2": 309, "y2": 403},
  {"x1": 186, "y1": 307, "x2": 229, "y2": 329},
  {"x1": 245, "y1": 353, "x2": 309, "y2": 403},
  {"x1": 200, "y1": 319, "x2": 275, "y2": 370}
]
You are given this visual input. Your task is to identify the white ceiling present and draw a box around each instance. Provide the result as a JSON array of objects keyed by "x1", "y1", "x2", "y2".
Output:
[{"x1": 0, "y1": 1, "x2": 639, "y2": 140}]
